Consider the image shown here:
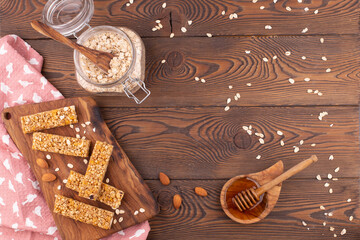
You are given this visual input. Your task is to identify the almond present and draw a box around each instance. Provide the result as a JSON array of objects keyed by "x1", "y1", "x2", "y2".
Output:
[
  {"x1": 159, "y1": 172, "x2": 170, "y2": 186},
  {"x1": 173, "y1": 194, "x2": 182, "y2": 209},
  {"x1": 42, "y1": 173, "x2": 56, "y2": 182},
  {"x1": 195, "y1": 187, "x2": 208, "y2": 197},
  {"x1": 36, "y1": 158, "x2": 49, "y2": 169}
]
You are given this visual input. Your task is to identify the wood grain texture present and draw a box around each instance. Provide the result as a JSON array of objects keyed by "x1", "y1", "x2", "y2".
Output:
[
  {"x1": 100, "y1": 106, "x2": 359, "y2": 179},
  {"x1": 2, "y1": 97, "x2": 158, "y2": 240},
  {"x1": 1, "y1": 0, "x2": 359, "y2": 38},
  {"x1": 25, "y1": 35, "x2": 360, "y2": 107},
  {"x1": 146, "y1": 179, "x2": 359, "y2": 239}
]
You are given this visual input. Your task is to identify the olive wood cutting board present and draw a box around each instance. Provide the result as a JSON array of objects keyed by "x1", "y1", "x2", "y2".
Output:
[{"x1": 2, "y1": 97, "x2": 159, "y2": 240}]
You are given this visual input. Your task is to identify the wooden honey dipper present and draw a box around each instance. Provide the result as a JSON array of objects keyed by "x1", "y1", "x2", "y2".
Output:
[{"x1": 233, "y1": 155, "x2": 318, "y2": 211}]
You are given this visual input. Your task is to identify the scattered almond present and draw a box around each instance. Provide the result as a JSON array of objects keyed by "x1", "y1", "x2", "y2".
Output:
[
  {"x1": 42, "y1": 173, "x2": 56, "y2": 182},
  {"x1": 173, "y1": 194, "x2": 182, "y2": 209},
  {"x1": 36, "y1": 158, "x2": 49, "y2": 169},
  {"x1": 194, "y1": 187, "x2": 208, "y2": 197},
  {"x1": 159, "y1": 172, "x2": 170, "y2": 186}
]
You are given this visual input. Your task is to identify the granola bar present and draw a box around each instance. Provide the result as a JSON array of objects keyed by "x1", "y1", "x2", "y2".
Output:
[
  {"x1": 66, "y1": 171, "x2": 124, "y2": 209},
  {"x1": 78, "y1": 141, "x2": 113, "y2": 200},
  {"x1": 21, "y1": 106, "x2": 78, "y2": 134},
  {"x1": 32, "y1": 132, "x2": 90, "y2": 157},
  {"x1": 53, "y1": 195, "x2": 113, "y2": 229}
]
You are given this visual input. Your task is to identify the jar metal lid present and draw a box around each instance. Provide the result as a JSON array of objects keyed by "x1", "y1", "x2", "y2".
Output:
[{"x1": 42, "y1": 0, "x2": 94, "y2": 36}]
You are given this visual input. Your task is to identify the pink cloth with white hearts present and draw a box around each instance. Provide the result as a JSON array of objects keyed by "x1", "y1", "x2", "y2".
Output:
[{"x1": 0, "y1": 35, "x2": 150, "y2": 240}]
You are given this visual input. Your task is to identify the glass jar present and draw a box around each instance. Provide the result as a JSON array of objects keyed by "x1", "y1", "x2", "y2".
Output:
[{"x1": 42, "y1": 0, "x2": 150, "y2": 104}]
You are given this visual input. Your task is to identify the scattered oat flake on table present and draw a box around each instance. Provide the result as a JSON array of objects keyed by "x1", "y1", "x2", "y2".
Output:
[
  {"x1": 106, "y1": 178, "x2": 110, "y2": 183},
  {"x1": 116, "y1": 209, "x2": 120, "y2": 215},
  {"x1": 247, "y1": 83, "x2": 252, "y2": 86},
  {"x1": 304, "y1": 77, "x2": 310, "y2": 82},
  {"x1": 302, "y1": 56, "x2": 306, "y2": 60},
  {"x1": 170, "y1": 33, "x2": 175, "y2": 38},
  {"x1": 63, "y1": 179, "x2": 67, "y2": 184},
  {"x1": 330, "y1": 227, "x2": 335, "y2": 231},
  {"x1": 134, "y1": 210, "x2": 139, "y2": 215},
  {"x1": 113, "y1": 219, "x2": 117, "y2": 224},
  {"x1": 139, "y1": 208, "x2": 145, "y2": 213},
  {"x1": 236, "y1": 93, "x2": 240, "y2": 98},
  {"x1": 329, "y1": 155, "x2": 334, "y2": 160},
  {"x1": 311, "y1": 143, "x2": 316, "y2": 147},
  {"x1": 252, "y1": 0, "x2": 258, "y2": 3},
  {"x1": 322, "y1": 56, "x2": 327, "y2": 61},
  {"x1": 57, "y1": 185, "x2": 61, "y2": 190},
  {"x1": 188, "y1": 20, "x2": 192, "y2": 25},
  {"x1": 227, "y1": 98, "x2": 231, "y2": 104},
  {"x1": 247, "y1": 130, "x2": 252, "y2": 135},
  {"x1": 228, "y1": 85, "x2": 233, "y2": 89},
  {"x1": 83, "y1": 159, "x2": 88, "y2": 164},
  {"x1": 119, "y1": 217, "x2": 123, "y2": 222},
  {"x1": 328, "y1": 212, "x2": 333, "y2": 217},
  {"x1": 259, "y1": 138, "x2": 265, "y2": 144},
  {"x1": 273, "y1": 0, "x2": 278, "y2": 2},
  {"x1": 276, "y1": 130, "x2": 283, "y2": 136},
  {"x1": 260, "y1": 6, "x2": 265, "y2": 9},
  {"x1": 334, "y1": 167, "x2": 339, "y2": 173},
  {"x1": 181, "y1": 27, "x2": 187, "y2": 33},
  {"x1": 324, "y1": 182, "x2": 330, "y2": 187},
  {"x1": 349, "y1": 216, "x2": 354, "y2": 221},
  {"x1": 323, "y1": 222, "x2": 327, "y2": 226},
  {"x1": 201, "y1": 78, "x2": 206, "y2": 83},
  {"x1": 93, "y1": 127, "x2": 96, "y2": 132},
  {"x1": 81, "y1": 123, "x2": 86, "y2": 128},
  {"x1": 293, "y1": 146, "x2": 299, "y2": 153},
  {"x1": 307, "y1": 89, "x2": 313, "y2": 93},
  {"x1": 221, "y1": 10, "x2": 226, "y2": 15},
  {"x1": 320, "y1": 205, "x2": 325, "y2": 210},
  {"x1": 318, "y1": 111, "x2": 328, "y2": 120},
  {"x1": 316, "y1": 175, "x2": 321, "y2": 180},
  {"x1": 162, "y1": 2, "x2": 166, "y2": 8},
  {"x1": 273, "y1": 55, "x2": 277, "y2": 60},
  {"x1": 280, "y1": 140, "x2": 285, "y2": 146},
  {"x1": 161, "y1": 59, "x2": 166, "y2": 64},
  {"x1": 329, "y1": 188, "x2": 333, "y2": 193},
  {"x1": 314, "y1": 9, "x2": 319, "y2": 14},
  {"x1": 299, "y1": 140, "x2": 304, "y2": 145},
  {"x1": 126, "y1": 3, "x2": 130, "y2": 6},
  {"x1": 119, "y1": 210, "x2": 125, "y2": 214},
  {"x1": 347, "y1": 198, "x2": 351, "y2": 202},
  {"x1": 75, "y1": 127, "x2": 80, "y2": 132},
  {"x1": 67, "y1": 163, "x2": 73, "y2": 169},
  {"x1": 263, "y1": 57, "x2": 268, "y2": 62},
  {"x1": 286, "y1": 6, "x2": 291, "y2": 11},
  {"x1": 304, "y1": 7, "x2": 309, "y2": 11},
  {"x1": 224, "y1": 106, "x2": 230, "y2": 111},
  {"x1": 55, "y1": 168, "x2": 59, "y2": 172},
  {"x1": 302, "y1": 28, "x2": 308, "y2": 33},
  {"x1": 328, "y1": 173, "x2": 332, "y2": 179},
  {"x1": 265, "y1": 25, "x2": 272, "y2": 30},
  {"x1": 256, "y1": 155, "x2": 261, "y2": 159},
  {"x1": 285, "y1": 51, "x2": 291, "y2": 56},
  {"x1": 302, "y1": 221, "x2": 307, "y2": 226},
  {"x1": 245, "y1": 50, "x2": 250, "y2": 54},
  {"x1": 46, "y1": 154, "x2": 51, "y2": 160},
  {"x1": 320, "y1": 38, "x2": 324, "y2": 43},
  {"x1": 288, "y1": 78, "x2": 295, "y2": 84},
  {"x1": 206, "y1": 33, "x2": 212, "y2": 37},
  {"x1": 332, "y1": 178, "x2": 338, "y2": 181}
]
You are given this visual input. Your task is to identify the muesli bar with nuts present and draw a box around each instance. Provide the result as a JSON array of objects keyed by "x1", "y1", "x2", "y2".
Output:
[
  {"x1": 78, "y1": 141, "x2": 113, "y2": 200},
  {"x1": 66, "y1": 170, "x2": 124, "y2": 209},
  {"x1": 53, "y1": 194, "x2": 113, "y2": 229},
  {"x1": 32, "y1": 132, "x2": 90, "y2": 157},
  {"x1": 21, "y1": 106, "x2": 78, "y2": 134}
]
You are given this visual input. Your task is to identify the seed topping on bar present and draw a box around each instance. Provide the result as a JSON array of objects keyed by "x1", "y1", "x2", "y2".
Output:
[
  {"x1": 32, "y1": 132, "x2": 90, "y2": 157},
  {"x1": 78, "y1": 141, "x2": 113, "y2": 200},
  {"x1": 21, "y1": 106, "x2": 78, "y2": 134},
  {"x1": 53, "y1": 195, "x2": 113, "y2": 229},
  {"x1": 66, "y1": 171, "x2": 124, "y2": 209}
]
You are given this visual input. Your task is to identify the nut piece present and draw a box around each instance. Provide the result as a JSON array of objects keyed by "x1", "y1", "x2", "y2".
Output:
[
  {"x1": 159, "y1": 172, "x2": 170, "y2": 186},
  {"x1": 173, "y1": 194, "x2": 182, "y2": 209},
  {"x1": 36, "y1": 158, "x2": 49, "y2": 169},
  {"x1": 194, "y1": 187, "x2": 208, "y2": 197},
  {"x1": 42, "y1": 173, "x2": 56, "y2": 182}
]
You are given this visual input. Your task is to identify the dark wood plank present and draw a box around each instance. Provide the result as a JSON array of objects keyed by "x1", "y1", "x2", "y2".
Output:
[
  {"x1": 1, "y1": 0, "x2": 359, "y2": 39},
  {"x1": 26, "y1": 35, "x2": 359, "y2": 107},
  {"x1": 146, "y1": 179, "x2": 359, "y2": 239},
  {"x1": 100, "y1": 106, "x2": 359, "y2": 179},
  {"x1": 2, "y1": 97, "x2": 158, "y2": 240}
]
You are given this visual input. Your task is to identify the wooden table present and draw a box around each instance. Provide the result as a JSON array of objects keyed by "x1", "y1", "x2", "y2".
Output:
[{"x1": 1, "y1": 0, "x2": 359, "y2": 239}]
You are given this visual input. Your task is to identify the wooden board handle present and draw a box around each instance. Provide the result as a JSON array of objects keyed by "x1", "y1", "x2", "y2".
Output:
[{"x1": 255, "y1": 155, "x2": 318, "y2": 196}]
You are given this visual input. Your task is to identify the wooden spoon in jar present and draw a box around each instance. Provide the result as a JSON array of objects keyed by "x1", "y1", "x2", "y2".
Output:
[{"x1": 30, "y1": 20, "x2": 114, "y2": 72}]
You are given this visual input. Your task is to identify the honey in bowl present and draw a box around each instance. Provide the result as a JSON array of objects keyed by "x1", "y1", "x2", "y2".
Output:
[{"x1": 225, "y1": 177, "x2": 267, "y2": 221}]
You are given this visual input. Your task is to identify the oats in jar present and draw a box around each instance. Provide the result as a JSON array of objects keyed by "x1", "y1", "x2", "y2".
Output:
[{"x1": 80, "y1": 32, "x2": 133, "y2": 84}]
